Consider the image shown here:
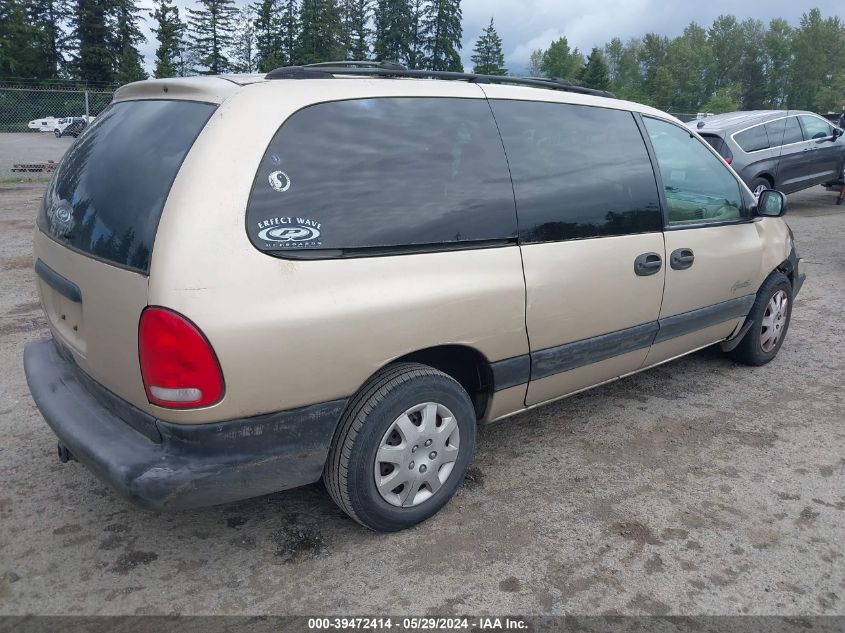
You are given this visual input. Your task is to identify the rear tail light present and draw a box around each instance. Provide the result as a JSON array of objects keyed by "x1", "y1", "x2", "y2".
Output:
[
  {"x1": 138, "y1": 307, "x2": 224, "y2": 408},
  {"x1": 724, "y1": 156, "x2": 733, "y2": 165}
]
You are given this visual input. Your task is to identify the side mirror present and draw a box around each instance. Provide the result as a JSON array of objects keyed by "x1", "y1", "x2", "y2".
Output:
[
  {"x1": 833, "y1": 127, "x2": 843, "y2": 140},
  {"x1": 756, "y1": 189, "x2": 788, "y2": 218}
]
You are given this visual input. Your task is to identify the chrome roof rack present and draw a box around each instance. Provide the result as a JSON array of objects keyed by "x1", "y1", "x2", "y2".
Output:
[{"x1": 264, "y1": 60, "x2": 616, "y2": 99}]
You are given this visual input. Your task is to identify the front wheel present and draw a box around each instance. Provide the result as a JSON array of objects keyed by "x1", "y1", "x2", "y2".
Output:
[
  {"x1": 324, "y1": 362, "x2": 476, "y2": 532},
  {"x1": 53, "y1": 129, "x2": 61, "y2": 138},
  {"x1": 728, "y1": 271, "x2": 793, "y2": 366}
]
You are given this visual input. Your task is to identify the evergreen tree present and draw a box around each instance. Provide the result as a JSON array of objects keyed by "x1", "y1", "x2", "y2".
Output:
[
  {"x1": 295, "y1": 0, "x2": 342, "y2": 64},
  {"x1": 177, "y1": 18, "x2": 199, "y2": 76},
  {"x1": 424, "y1": 0, "x2": 461, "y2": 71},
  {"x1": 0, "y1": 0, "x2": 52, "y2": 78},
  {"x1": 113, "y1": 0, "x2": 147, "y2": 83},
  {"x1": 0, "y1": 0, "x2": 35, "y2": 77},
  {"x1": 577, "y1": 47, "x2": 609, "y2": 90},
  {"x1": 280, "y1": 0, "x2": 298, "y2": 65},
  {"x1": 340, "y1": 0, "x2": 371, "y2": 60},
  {"x1": 470, "y1": 17, "x2": 506, "y2": 75},
  {"x1": 232, "y1": 5, "x2": 257, "y2": 72},
  {"x1": 150, "y1": 0, "x2": 183, "y2": 78},
  {"x1": 29, "y1": 0, "x2": 70, "y2": 77},
  {"x1": 252, "y1": 0, "x2": 284, "y2": 71},
  {"x1": 69, "y1": 0, "x2": 116, "y2": 82},
  {"x1": 373, "y1": 0, "x2": 411, "y2": 63},
  {"x1": 406, "y1": 0, "x2": 428, "y2": 69},
  {"x1": 187, "y1": 0, "x2": 239, "y2": 74},
  {"x1": 540, "y1": 36, "x2": 582, "y2": 81}
]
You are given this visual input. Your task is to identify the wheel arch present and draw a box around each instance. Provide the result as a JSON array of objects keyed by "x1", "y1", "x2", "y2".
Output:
[
  {"x1": 388, "y1": 344, "x2": 494, "y2": 421},
  {"x1": 752, "y1": 172, "x2": 775, "y2": 188}
]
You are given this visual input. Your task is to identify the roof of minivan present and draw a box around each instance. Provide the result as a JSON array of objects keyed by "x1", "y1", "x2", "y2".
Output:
[
  {"x1": 112, "y1": 73, "x2": 674, "y2": 120},
  {"x1": 691, "y1": 110, "x2": 813, "y2": 133}
]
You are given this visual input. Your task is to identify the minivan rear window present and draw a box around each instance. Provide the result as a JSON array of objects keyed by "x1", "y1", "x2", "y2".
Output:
[
  {"x1": 39, "y1": 100, "x2": 216, "y2": 273},
  {"x1": 245, "y1": 97, "x2": 517, "y2": 256}
]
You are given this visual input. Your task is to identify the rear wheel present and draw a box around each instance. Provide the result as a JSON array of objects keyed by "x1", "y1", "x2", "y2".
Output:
[
  {"x1": 324, "y1": 362, "x2": 476, "y2": 532},
  {"x1": 728, "y1": 271, "x2": 793, "y2": 366},
  {"x1": 53, "y1": 129, "x2": 61, "y2": 138}
]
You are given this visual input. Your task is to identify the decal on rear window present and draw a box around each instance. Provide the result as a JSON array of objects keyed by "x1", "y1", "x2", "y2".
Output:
[
  {"x1": 245, "y1": 97, "x2": 517, "y2": 257},
  {"x1": 255, "y1": 216, "x2": 322, "y2": 248},
  {"x1": 268, "y1": 170, "x2": 291, "y2": 192}
]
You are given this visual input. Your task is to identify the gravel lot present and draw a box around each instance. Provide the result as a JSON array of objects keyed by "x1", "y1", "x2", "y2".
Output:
[
  {"x1": 0, "y1": 183, "x2": 843, "y2": 616},
  {"x1": 0, "y1": 133, "x2": 74, "y2": 179}
]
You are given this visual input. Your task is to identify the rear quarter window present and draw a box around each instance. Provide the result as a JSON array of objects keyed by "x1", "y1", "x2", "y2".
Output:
[
  {"x1": 39, "y1": 100, "x2": 216, "y2": 273},
  {"x1": 734, "y1": 124, "x2": 770, "y2": 152},
  {"x1": 246, "y1": 97, "x2": 517, "y2": 257}
]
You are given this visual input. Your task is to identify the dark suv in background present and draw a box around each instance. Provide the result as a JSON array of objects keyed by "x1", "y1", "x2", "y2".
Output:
[{"x1": 691, "y1": 110, "x2": 845, "y2": 196}]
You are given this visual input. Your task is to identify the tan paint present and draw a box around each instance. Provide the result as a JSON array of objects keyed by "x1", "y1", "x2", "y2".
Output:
[
  {"x1": 643, "y1": 320, "x2": 743, "y2": 368},
  {"x1": 483, "y1": 384, "x2": 528, "y2": 423},
  {"x1": 521, "y1": 233, "x2": 665, "y2": 406},
  {"x1": 33, "y1": 74, "x2": 797, "y2": 428},
  {"x1": 33, "y1": 231, "x2": 150, "y2": 410},
  {"x1": 660, "y1": 223, "x2": 763, "y2": 318},
  {"x1": 527, "y1": 349, "x2": 648, "y2": 407}
]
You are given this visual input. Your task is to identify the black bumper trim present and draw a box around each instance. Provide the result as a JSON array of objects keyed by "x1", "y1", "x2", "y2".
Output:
[
  {"x1": 490, "y1": 354, "x2": 530, "y2": 391},
  {"x1": 24, "y1": 338, "x2": 347, "y2": 511},
  {"x1": 653, "y1": 294, "x2": 755, "y2": 344}
]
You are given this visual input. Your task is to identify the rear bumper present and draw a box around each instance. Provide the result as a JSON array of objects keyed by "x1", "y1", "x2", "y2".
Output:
[{"x1": 23, "y1": 338, "x2": 347, "y2": 511}]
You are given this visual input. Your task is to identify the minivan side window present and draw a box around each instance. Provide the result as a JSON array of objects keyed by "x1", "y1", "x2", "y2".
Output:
[
  {"x1": 734, "y1": 124, "x2": 770, "y2": 152},
  {"x1": 799, "y1": 114, "x2": 834, "y2": 140},
  {"x1": 488, "y1": 100, "x2": 662, "y2": 242},
  {"x1": 764, "y1": 116, "x2": 804, "y2": 147},
  {"x1": 245, "y1": 97, "x2": 517, "y2": 256},
  {"x1": 643, "y1": 117, "x2": 744, "y2": 226}
]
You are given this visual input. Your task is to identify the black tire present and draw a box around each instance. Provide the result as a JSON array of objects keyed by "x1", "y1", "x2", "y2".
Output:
[
  {"x1": 323, "y1": 362, "x2": 476, "y2": 532},
  {"x1": 728, "y1": 271, "x2": 793, "y2": 366},
  {"x1": 750, "y1": 176, "x2": 773, "y2": 197},
  {"x1": 53, "y1": 129, "x2": 61, "y2": 138}
]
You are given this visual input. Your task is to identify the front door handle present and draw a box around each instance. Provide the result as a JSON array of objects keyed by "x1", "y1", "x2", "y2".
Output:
[
  {"x1": 634, "y1": 252, "x2": 662, "y2": 276},
  {"x1": 670, "y1": 248, "x2": 695, "y2": 270}
]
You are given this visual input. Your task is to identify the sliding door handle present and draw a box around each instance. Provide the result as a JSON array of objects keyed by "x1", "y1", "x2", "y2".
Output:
[
  {"x1": 670, "y1": 248, "x2": 695, "y2": 270},
  {"x1": 634, "y1": 252, "x2": 663, "y2": 276}
]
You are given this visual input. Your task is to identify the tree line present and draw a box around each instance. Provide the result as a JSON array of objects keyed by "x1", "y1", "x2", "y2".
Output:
[
  {"x1": 519, "y1": 8, "x2": 844, "y2": 114},
  {"x1": 0, "y1": 0, "x2": 464, "y2": 83},
  {"x1": 1, "y1": 1, "x2": 842, "y2": 114}
]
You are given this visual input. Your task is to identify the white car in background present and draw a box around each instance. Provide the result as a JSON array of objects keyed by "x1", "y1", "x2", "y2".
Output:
[{"x1": 28, "y1": 117, "x2": 61, "y2": 132}]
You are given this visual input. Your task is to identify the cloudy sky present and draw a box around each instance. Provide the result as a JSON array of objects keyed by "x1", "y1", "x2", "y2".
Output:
[{"x1": 137, "y1": 0, "x2": 841, "y2": 74}]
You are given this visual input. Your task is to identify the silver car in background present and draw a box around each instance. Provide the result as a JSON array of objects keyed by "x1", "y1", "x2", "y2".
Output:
[{"x1": 690, "y1": 110, "x2": 845, "y2": 196}]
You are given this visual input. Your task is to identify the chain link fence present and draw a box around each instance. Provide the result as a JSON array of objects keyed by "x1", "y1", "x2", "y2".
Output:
[{"x1": 0, "y1": 82, "x2": 115, "y2": 179}]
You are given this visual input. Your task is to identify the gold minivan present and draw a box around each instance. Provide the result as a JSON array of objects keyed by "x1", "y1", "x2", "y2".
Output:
[{"x1": 24, "y1": 64, "x2": 805, "y2": 531}]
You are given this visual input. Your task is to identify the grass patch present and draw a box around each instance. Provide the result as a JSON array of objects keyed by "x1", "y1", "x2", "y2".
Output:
[{"x1": 0, "y1": 176, "x2": 51, "y2": 184}]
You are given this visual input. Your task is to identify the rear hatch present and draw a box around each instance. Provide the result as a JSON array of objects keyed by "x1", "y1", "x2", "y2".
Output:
[{"x1": 35, "y1": 99, "x2": 215, "y2": 411}]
